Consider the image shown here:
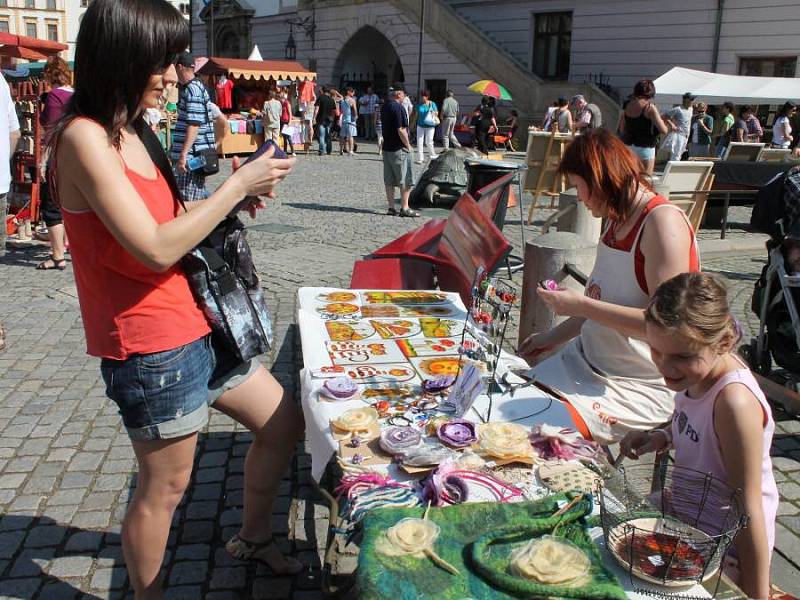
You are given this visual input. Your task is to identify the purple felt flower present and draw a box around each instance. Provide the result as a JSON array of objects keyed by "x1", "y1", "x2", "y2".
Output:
[
  {"x1": 379, "y1": 426, "x2": 422, "y2": 455},
  {"x1": 422, "y1": 376, "x2": 456, "y2": 393},
  {"x1": 437, "y1": 419, "x2": 478, "y2": 448}
]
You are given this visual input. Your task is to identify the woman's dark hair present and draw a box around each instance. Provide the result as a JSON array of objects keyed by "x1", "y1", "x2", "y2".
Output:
[
  {"x1": 779, "y1": 101, "x2": 797, "y2": 117},
  {"x1": 633, "y1": 79, "x2": 656, "y2": 99},
  {"x1": 52, "y1": 0, "x2": 188, "y2": 148},
  {"x1": 421, "y1": 89, "x2": 430, "y2": 98},
  {"x1": 558, "y1": 128, "x2": 652, "y2": 222}
]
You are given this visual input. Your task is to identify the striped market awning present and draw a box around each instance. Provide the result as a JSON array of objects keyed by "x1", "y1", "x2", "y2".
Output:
[{"x1": 197, "y1": 57, "x2": 316, "y2": 82}]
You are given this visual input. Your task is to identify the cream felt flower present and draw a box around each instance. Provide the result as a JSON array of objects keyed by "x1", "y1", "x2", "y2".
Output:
[
  {"x1": 509, "y1": 537, "x2": 590, "y2": 585},
  {"x1": 331, "y1": 407, "x2": 378, "y2": 432}
]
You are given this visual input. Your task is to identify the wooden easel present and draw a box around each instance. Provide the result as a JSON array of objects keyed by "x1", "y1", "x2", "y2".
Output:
[{"x1": 525, "y1": 129, "x2": 572, "y2": 224}]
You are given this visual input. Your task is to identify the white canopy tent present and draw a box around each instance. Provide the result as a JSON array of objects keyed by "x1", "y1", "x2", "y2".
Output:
[{"x1": 653, "y1": 67, "x2": 800, "y2": 106}]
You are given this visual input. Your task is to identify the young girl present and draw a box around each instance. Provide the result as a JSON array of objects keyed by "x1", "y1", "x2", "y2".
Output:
[{"x1": 621, "y1": 272, "x2": 778, "y2": 600}]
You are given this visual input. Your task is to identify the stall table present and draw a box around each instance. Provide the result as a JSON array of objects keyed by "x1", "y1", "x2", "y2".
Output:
[
  {"x1": 296, "y1": 287, "x2": 746, "y2": 599},
  {"x1": 221, "y1": 131, "x2": 265, "y2": 156}
]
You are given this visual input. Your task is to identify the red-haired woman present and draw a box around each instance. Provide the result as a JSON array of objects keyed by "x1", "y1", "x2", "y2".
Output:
[{"x1": 519, "y1": 129, "x2": 699, "y2": 443}]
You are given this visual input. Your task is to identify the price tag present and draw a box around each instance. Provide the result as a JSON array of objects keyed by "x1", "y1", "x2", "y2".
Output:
[{"x1": 443, "y1": 363, "x2": 486, "y2": 418}]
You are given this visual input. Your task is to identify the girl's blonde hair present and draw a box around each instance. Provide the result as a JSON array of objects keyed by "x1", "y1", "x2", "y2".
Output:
[{"x1": 645, "y1": 273, "x2": 740, "y2": 348}]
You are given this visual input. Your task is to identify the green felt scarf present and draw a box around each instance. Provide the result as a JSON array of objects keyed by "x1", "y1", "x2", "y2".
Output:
[{"x1": 358, "y1": 493, "x2": 627, "y2": 600}]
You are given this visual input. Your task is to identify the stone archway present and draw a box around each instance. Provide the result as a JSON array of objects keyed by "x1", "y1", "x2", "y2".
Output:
[
  {"x1": 332, "y1": 26, "x2": 404, "y2": 97},
  {"x1": 216, "y1": 27, "x2": 241, "y2": 58}
]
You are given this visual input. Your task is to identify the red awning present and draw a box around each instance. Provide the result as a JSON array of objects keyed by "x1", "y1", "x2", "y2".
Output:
[
  {"x1": 198, "y1": 57, "x2": 316, "y2": 82},
  {"x1": 0, "y1": 46, "x2": 48, "y2": 60},
  {"x1": 0, "y1": 32, "x2": 67, "y2": 56}
]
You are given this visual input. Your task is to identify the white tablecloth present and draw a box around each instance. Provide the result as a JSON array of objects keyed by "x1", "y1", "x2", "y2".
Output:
[
  {"x1": 296, "y1": 288, "x2": 738, "y2": 598},
  {"x1": 297, "y1": 287, "x2": 576, "y2": 482}
]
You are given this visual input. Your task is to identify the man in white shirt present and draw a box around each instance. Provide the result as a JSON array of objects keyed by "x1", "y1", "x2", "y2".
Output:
[
  {"x1": 665, "y1": 92, "x2": 694, "y2": 161},
  {"x1": 0, "y1": 73, "x2": 19, "y2": 353},
  {"x1": 0, "y1": 73, "x2": 20, "y2": 259},
  {"x1": 358, "y1": 86, "x2": 379, "y2": 140}
]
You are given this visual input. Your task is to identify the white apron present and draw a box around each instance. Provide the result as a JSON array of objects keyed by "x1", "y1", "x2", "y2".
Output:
[{"x1": 531, "y1": 204, "x2": 695, "y2": 443}]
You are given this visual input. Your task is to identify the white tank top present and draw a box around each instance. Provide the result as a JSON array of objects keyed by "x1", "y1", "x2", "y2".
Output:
[{"x1": 672, "y1": 360, "x2": 778, "y2": 556}]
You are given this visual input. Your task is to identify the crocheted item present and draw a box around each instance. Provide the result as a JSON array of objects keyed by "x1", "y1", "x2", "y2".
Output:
[
  {"x1": 359, "y1": 494, "x2": 626, "y2": 599},
  {"x1": 539, "y1": 461, "x2": 602, "y2": 495},
  {"x1": 335, "y1": 473, "x2": 421, "y2": 524}
]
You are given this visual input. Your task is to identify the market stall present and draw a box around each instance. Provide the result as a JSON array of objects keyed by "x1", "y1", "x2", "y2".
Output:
[
  {"x1": 296, "y1": 285, "x2": 747, "y2": 599},
  {"x1": 653, "y1": 67, "x2": 800, "y2": 106},
  {"x1": 0, "y1": 33, "x2": 67, "y2": 240},
  {"x1": 197, "y1": 57, "x2": 316, "y2": 155},
  {"x1": 653, "y1": 67, "x2": 800, "y2": 146}
]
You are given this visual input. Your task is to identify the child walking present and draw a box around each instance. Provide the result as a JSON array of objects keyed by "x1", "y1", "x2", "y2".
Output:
[{"x1": 620, "y1": 272, "x2": 778, "y2": 600}]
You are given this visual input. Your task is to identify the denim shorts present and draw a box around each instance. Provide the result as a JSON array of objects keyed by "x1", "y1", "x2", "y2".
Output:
[
  {"x1": 627, "y1": 144, "x2": 656, "y2": 161},
  {"x1": 100, "y1": 335, "x2": 260, "y2": 442}
]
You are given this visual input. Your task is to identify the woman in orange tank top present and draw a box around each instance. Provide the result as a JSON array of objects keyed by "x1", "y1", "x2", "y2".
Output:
[{"x1": 51, "y1": 1, "x2": 304, "y2": 596}]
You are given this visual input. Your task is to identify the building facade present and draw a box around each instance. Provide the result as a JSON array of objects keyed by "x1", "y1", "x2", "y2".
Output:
[
  {"x1": 63, "y1": 0, "x2": 189, "y2": 61},
  {"x1": 445, "y1": 0, "x2": 800, "y2": 100},
  {"x1": 0, "y1": 0, "x2": 68, "y2": 55},
  {"x1": 191, "y1": 0, "x2": 800, "y2": 121}
]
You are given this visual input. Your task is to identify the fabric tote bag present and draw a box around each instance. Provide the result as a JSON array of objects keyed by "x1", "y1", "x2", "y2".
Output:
[{"x1": 141, "y1": 125, "x2": 273, "y2": 363}]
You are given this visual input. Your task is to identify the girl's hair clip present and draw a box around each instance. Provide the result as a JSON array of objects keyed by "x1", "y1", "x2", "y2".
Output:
[{"x1": 731, "y1": 316, "x2": 744, "y2": 343}]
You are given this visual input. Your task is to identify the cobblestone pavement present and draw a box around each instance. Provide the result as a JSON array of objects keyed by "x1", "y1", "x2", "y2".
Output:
[{"x1": 0, "y1": 143, "x2": 797, "y2": 598}]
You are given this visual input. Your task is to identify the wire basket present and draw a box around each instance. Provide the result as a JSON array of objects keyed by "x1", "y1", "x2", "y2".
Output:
[{"x1": 598, "y1": 463, "x2": 746, "y2": 597}]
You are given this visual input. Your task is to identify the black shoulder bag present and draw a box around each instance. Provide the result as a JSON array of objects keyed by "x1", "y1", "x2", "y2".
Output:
[
  {"x1": 141, "y1": 124, "x2": 273, "y2": 363},
  {"x1": 190, "y1": 82, "x2": 219, "y2": 176}
]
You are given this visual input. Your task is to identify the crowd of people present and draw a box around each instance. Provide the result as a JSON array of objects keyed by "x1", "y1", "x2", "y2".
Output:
[
  {"x1": 0, "y1": 1, "x2": 792, "y2": 598},
  {"x1": 536, "y1": 81, "x2": 799, "y2": 177},
  {"x1": 616, "y1": 78, "x2": 799, "y2": 174}
]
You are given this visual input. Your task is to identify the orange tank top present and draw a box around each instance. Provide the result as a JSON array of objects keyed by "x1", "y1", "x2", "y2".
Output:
[{"x1": 60, "y1": 158, "x2": 211, "y2": 360}]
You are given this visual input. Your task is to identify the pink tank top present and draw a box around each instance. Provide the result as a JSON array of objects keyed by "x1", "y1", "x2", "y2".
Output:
[{"x1": 671, "y1": 362, "x2": 778, "y2": 555}]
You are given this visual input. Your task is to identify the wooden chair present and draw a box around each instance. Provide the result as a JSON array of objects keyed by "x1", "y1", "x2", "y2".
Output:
[{"x1": 523, "y1": 129, "x2": 573, "y2": 223}]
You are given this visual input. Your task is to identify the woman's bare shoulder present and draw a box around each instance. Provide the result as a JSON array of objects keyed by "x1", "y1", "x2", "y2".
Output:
[{"x1": 59, "y1": 119, "x2": 112, "y2": 154}]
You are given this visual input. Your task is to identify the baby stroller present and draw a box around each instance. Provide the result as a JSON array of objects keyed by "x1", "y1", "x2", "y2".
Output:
[{"x1": 744, "y1": 165, "x2": 800, "y2": 403}]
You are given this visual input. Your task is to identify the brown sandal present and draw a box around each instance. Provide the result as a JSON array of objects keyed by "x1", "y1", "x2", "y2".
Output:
[{"x1": 225, "y1": 533, "x2": 303, "y2": 575}]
